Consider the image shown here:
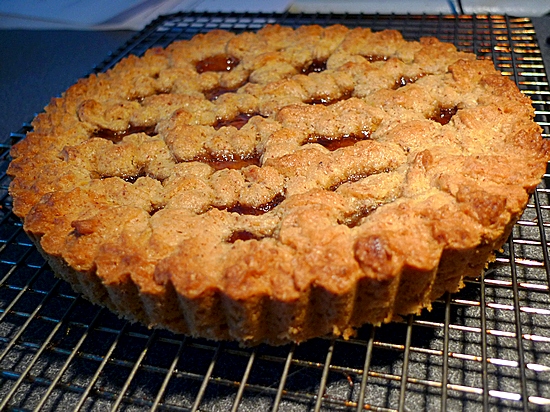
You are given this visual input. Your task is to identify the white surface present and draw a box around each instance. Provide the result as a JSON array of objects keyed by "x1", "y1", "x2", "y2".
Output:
[
  {"x1": 0, "y1": 0, "x2": 291, "y2": 30},
  {"x1": 0, "y1": 0, "x2": 189, "y2": 29},
  {"x1": 0, "y1": 0, "x2": 548, "y2": 30},
  {"x1": 289, "y1": 0, "x2": 454, "y2": 14},
  {"x1": 0, "y1": 0, "x2": 151, "y2": 25},
  {"x1": 0, "y1": 0, "x2": 197, "y2": 29},
  {"x1": 461, "y1": 0, "x2": 550, "y2": 16},
  {"x1": 173, "y1": 0, "x2": 293, "y2": 13},
  {"x1": 291, "y1": 0, "x2": 550, "y2": 16}
]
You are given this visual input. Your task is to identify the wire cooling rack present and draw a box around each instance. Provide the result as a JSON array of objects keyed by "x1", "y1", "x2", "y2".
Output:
[{"x1": 1, "y1": 12, "x2": 549, "y2": 412}]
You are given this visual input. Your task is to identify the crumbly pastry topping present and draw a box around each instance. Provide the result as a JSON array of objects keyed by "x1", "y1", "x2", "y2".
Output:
[{"x1": 8, "y1": 25, "x2": 549, "y2": 345}]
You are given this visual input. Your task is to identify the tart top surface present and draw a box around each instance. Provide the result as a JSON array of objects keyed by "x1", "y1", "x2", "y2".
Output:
[{"x1": 7, "y1": 25, "x2": 549, "y2": 342}]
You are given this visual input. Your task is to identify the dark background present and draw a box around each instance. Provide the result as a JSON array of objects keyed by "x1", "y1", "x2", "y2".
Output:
[{"x1": 0, "y1": 30, "x2": 135, "y2": 138}]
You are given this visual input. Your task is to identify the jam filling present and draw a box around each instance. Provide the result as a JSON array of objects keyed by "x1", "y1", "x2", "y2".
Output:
[
  {"x1": 229, "y1": 193, "x2": 285, "y2": 215},
  {"x1": 341, "y1": 206, "x2": 377, "y2": 228},
  {"x1": 94, "y1": 125, "x2": 156, "y2": 142},
  {"x1": 430, "y1": 106, "x2": 458, "y2": 126},
  {"x1": 306, "y1": 131, "x2": 371, "y2": 151},
  {"x1": 196, "y1": 55, "x2": 239, "y2": 74},
  {"x1": 363, "y1": 54, "x2": 388, "y2": 63},
  {"x1": 204, "y1": 86, "x2": 238, "y2": 101},
  {"x1": 214, "y1": 113, "x2": 262, "y2": 130},
  {"x1": 394, "y1": 73, "x2": 425, "y2": 89},
  {"x1": 196, "y1": 152, "x2": 261, "y2": 171},
  {"x1": 122, "y1": 173, "x2": 145, "y2": 184},
  {"x1": 99, "y1": 170, "x2": 145, "y2": 183},
  {"x1": 218, "y1": 193, "x2": 285, "y2": 217},
  {"x1": 149, "y1": 205, "x2": 164, "y2": 216},
  {"x1": 302, "y1": 59, "x2": 328, "y2": 74},
  {"x1": 227, "y1": 230, "x2": 263, "y2": 243}
]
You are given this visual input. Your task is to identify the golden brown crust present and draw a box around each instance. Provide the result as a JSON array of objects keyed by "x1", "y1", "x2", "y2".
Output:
[{"x1": 8, "y1": 25, "x2": 549, "y2": 345}]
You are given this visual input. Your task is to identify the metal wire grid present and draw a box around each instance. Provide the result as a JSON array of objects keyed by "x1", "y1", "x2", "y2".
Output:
[{"x1": 0, "y1": 12, "x2": 549, "y2": 412}]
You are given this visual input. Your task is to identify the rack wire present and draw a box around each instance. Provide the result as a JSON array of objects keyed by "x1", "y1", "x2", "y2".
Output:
[{"x1": 1, "y1": 12, "x2": 549, "y2": 411}]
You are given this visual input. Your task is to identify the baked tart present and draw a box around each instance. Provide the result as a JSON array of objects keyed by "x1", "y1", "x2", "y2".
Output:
[{"x1": 8, "y1": 25, "x2": 549, "y2": 345}]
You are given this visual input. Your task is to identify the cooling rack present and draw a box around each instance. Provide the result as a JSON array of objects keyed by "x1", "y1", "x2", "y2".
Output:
[{"x1": 1, "y1": 12, "x2": 549, "y2": 412}]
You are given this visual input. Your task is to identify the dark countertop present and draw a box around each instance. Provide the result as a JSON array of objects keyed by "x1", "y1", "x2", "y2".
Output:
[
  {"x1": 1, "y1": 15, "x2": 549, "y2": 143},
  {"x1": 0, "y1": 30, "x2": 136, "y2": 139}
]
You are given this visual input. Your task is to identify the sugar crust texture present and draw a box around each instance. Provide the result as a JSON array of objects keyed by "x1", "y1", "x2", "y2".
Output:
[{"x1": 8, "y1": 25, "x2": 550, "y2": 345}]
